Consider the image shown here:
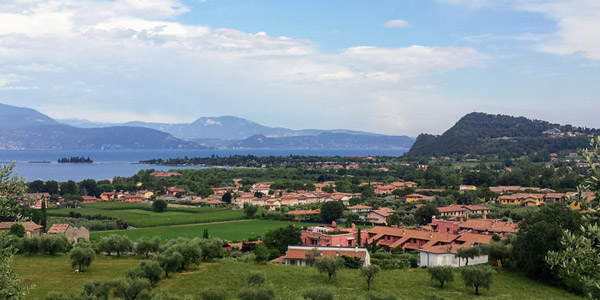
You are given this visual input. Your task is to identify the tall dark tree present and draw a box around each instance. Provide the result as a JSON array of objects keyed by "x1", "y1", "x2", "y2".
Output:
[
  {"x1": 263, "y1": 225, "x2": 301, "y2": 254},
  {"x1": 41, "y1": 200, "x2": 47, "y2": 231},
  {"x1": 320, "y1": 201, "x2": 344, "y2": 222}
]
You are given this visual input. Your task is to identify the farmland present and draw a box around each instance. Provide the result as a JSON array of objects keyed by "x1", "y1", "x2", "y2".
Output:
[
  {"x1": 91, "y1": 220, "x2": 319, "y2": 242},
  {"x1": 47, "y1": 202, "x2": 245, "y2": 227}
]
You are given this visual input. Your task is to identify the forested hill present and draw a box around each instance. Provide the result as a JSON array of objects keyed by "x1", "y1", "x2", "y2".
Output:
[{"x1": 406, "y1": 112, "x2": 596, "y2": 158}]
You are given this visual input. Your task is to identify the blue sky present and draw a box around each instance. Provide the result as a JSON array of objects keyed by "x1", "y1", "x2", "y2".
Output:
[{"x1": 0, "y1": 0, "x2": 598, "y2": 135}]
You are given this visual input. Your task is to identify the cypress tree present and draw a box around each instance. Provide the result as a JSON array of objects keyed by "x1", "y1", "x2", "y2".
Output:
[{"x1": 41, "y1": 200, "x2": 47, "y2": 231}]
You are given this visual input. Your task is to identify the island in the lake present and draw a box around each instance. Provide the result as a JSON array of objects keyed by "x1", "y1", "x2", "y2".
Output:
[{"x1": 57, "y1": 156, "x2": 93, "y2": 163}]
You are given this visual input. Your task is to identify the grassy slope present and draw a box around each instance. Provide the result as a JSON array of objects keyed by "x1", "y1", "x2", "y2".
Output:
[
  {"x1": 159, "y1": 260, "x2": 584, "y2": 300},
  {"x1": 12, "y1": 256, "x2": 583, "y2": 300},
  {"x1": 12, "y1": 255, "x2": 140, "y2": 300},
  {"x1": 91, "y1": 220, "x2": 319, "y2": 242},
  {"x1": 47, "y1": 202, "x2": 245, "y2": 227}
]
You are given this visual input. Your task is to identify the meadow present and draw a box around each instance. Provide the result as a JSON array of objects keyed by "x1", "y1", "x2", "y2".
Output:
[
  {"x1": 12, "y1": 255, "x2": 584, "y2": 300},
  {"x1": 47, "y1": 202, "x2": 245, "y2": 227},
  {"x1": 12, "y1": 255, "x2": 140, "y2": 300},
  {"x1": 90, "y1": 220, "x2": 319, "y2": 242}
]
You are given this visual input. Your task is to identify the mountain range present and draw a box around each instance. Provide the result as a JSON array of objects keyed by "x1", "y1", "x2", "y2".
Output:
[{"x1": 0, "y1": 103, "x2": 414, "y2": 150}]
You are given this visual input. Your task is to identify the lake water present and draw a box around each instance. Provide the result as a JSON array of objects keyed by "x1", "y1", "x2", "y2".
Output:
[{"x1": 0, "y1": 149, "x2": 408, "y2": 182}]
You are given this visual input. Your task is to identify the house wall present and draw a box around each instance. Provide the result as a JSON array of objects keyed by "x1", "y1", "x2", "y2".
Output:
[{"x1": 418, "y1": 252, "x2": 489, "y2": 267}]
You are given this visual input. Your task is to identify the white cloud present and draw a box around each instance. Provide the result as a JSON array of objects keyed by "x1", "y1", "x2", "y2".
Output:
[
  {"x1": 0, "y1": 0, "x2": 487, "y2": 135},
  {"x1": 442, "y1": 0, "x2": 600, "y2": 61},
  {"x1": 514, "y1": 0, "x2": 600, "y2": 61},
  {"x1": 383, "y1": 19, "x2": 410, "y2": 28}
]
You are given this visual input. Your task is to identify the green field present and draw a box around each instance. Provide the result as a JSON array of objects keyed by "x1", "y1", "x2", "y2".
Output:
[
  {"x1": 91, "y1": 220, "x2": 319, "y2": 242},
  {"x1": 12, "y1": 255, "x2": 140, "y2": 300},
  {"x1": 160, "y1": 260, "x2": 583, "y2": 300},
  {"x1": 13, "y1": 256, "x2": 583, "y2": 300},
  {"x1": 47, "y1": 202, "x2": 245, "y2": 227}
]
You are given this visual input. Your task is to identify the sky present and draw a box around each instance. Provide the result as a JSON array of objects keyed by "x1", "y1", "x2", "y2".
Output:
[{"x1": 0, "y1": 0, "x2": 599, "y2": 136}]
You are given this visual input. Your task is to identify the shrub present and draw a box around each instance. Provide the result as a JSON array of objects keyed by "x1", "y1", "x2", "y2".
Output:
[
  {"x1": 201, "y1": 289, "x2": 227, "y2": 300},
  {"x1": 238, "y1": 286, "x2": 274, "y2": 300},
  {"x1": 303, "y1": 287, "x2": 334, "y2": 300}
]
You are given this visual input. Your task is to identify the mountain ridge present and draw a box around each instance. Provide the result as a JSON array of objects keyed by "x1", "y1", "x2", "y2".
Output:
[{"x1": 406, "y1": 112, "x2": 597, "y2": 158}]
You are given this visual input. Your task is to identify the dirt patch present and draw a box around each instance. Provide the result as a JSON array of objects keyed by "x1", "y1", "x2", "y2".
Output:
[{"x1": 21, "y1": 279, "x2": 35, "y2": 285}]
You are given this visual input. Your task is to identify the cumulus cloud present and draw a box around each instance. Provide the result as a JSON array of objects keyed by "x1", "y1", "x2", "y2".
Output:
[
  {"x1": 383, "y1": 19, "x2": 410, "y2": 28},
  {"x1": 0, "y1": 0, "x2": 486, "y2": 135}
]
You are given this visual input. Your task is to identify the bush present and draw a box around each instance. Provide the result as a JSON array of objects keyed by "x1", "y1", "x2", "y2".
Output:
[
  {"x1": 152, "y1": 199, "x2": 168, "y2": 212},
  {"x1": 247, "y1": 271, "x2": 266, "y2": 286},
  {"x1": 238, "y1": 286, "x2": 274, "y2": 300},
  {"x1": 303, "y1": 287, "x2": 334, "y2": 300},
  {"x1": 127, "y1": 261, "x2": 162, "y2": 286},
  {"x1": 201, "y1": 289, "x2": 227, "y2": 300},
  {"x1": 237, "y1": 252, "x2": 256, "y2": 263},
  {"x1": 40, "y1": 234, "x2": 69, "y2": 255}
]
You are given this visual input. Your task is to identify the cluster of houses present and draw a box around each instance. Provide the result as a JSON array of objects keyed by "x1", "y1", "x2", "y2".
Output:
[
  {"x1": 0, "y1": 221, "x2": 89, "y2": 244},
  {"x1": 488, "y1": 185, "x2": 595, "y2": 210},
  {"x1": 273, "y1": 213, "x2": 517, "y2": 268}
]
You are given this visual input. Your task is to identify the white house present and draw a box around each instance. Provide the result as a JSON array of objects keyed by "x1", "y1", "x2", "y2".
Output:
[
  {"x1": 280, "y1": 245, "x2": 371, "y2": 267},
  {"x1": 417, "y1": 245, "x2": 488, "y2": 267}
]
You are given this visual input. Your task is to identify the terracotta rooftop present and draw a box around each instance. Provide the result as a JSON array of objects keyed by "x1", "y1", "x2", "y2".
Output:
[
  {"x1": 0, "y1": 221, "x2": 43, "y2": 232},
  {"x1": 47, "y1": 223, "x2": 71, "y2": 234}
]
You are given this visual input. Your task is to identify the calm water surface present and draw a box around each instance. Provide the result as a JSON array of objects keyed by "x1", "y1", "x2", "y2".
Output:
[{"x1": 0, "y1": 149, "x2": 407, "y2": 182}]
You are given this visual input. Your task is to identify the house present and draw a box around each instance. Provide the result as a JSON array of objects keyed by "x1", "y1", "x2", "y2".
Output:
[
  {"x1": 121, "y1": 195, "x2": 144, "y2": 203},
  {"x1": 314, "y1": 182, "x2": 335, "y2": 192},
  {"x1": 366, "y1": 226, "x2": 460, "y2": 252},
  {"x1": 459, "y1": 185, "x2": 477, "y2": 192},
  {"x1": 365, "y1": 207, "x2": 394, "y2": 225},
  {"x1": 202, "y1": 199, "x2": 227, "y2": 207},
  {"x1": 285, "y1": 209, "x2": 321, "y2": 221},
  {"x1": 211, "y1": 187, "x2": 238, "y2": 195},
  {"x1": 279, "y1": 245, "x2": 371, "y2": 267},
  {"x1": 81, "y1": 196, "x2": 100, "y2": 203},
  {"x1": 405, "y1": 194, "x2": 434, "y2": 203},
  {"x1": 100, "y1": 192, "x2": 116, "y2": 201},
  {"x1": 457, "y1": 218, "x2": 518, "y2": 237},
  {"x1": 417, "y1": 244, "x2": 488, "y2": 267},
  {"x1": 0, "y1": 221, "x2": 43, "y2": 237},
  {"x1": 498, "y1": 193, "x2": 545, "y2": 206},
  {"x1": 47, "y1": 224, "x2": 90, "y2": 244},
  {"x1": 136, "y1": 190, "x2": 154, "y2": 199},
  {"x1": 301, "y1": 224, "x2": 366, "y2": 247},
  {"x1": 437, "y1": 205, "x2": 491, "y2": 217},
  {"x1": 347, "y1": 205, "x2": 373, "y2": 213},
  {"x1": 374, "y1": 185, "x2": 397, "y2": 195},
  {"x1": 150, "y1": 171, "x2": 182, "y2": 178},
  {"x1": 251, "y1": 182, "x2": 274, "y2": 195},
  {"x1": 166, "y1": 187, "x2": 186, "y2": 197}
]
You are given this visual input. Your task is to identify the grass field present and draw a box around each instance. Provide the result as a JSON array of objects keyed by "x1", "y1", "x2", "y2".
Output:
[
  {"x1": 12, "y1": 256, "x2": 583, "y2": 300},
  {"x1": 12, "y1": 254, "x2": 140, "y2": 300},
  {"x1": 159, "y1": 260, "x2": 584, "y2": 300},
  {"x1": 90, "y1": 220, "x2": 319, "y2": 242},
  {"x1": 47, "y1": 202, "x2": 245, "y2": 227}
]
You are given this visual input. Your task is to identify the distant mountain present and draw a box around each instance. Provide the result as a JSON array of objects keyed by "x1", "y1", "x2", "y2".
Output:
[
  {"x1": 226, "y1": 132, "x2": 414, "y2": 149},
  {"x1": 0, "y1": 104, "x2": 202, "y2": 150},
  {"x1": 406, "y1": 112, "x2": 595, "y2": 158},
  {"x1": 14, "y1": 104, "x2": 415, "y2": 150},
  {"x1": 0, "y1": 103, "x2": 59, "y2": 129},
  {"x1": 62, "y1": 115, "x2": 386, "y2": 140}
]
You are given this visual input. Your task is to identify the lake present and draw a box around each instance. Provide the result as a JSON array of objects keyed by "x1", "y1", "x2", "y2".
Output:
[{"x1": 0, "y1": 148, "x2": 408, "y2": 182}]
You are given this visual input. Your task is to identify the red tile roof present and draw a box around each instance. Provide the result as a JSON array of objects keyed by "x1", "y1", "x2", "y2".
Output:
[
  {"x1": 47, "y1": 223, "x2": 71, "y2": 234},
  {"x1": 0, "y1": 221, "x2": 43, "y2": 232}
]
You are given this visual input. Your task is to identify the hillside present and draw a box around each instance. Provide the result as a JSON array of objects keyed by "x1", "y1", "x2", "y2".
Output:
[
  {"x1": 406, "y1": 113, "x2": 596, "y2": 158},
  {"x1": 0, "y1": 104, "x2": 202, "y2": 150}
]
